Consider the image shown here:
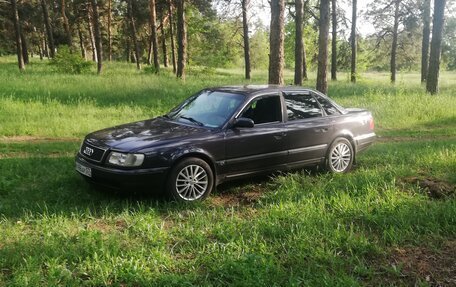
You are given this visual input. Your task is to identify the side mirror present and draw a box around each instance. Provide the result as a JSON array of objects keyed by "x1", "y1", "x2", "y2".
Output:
[{"x1": 233, "y1": 117, "x2": 254, "y2": 128}]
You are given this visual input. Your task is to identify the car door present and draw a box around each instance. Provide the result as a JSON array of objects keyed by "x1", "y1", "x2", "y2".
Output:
[
  {"x1": 222, "y1": 94, "x2": 288, "y2": 176},
  {"x1": 283, "y1": 91, "x2": 332, "y2": 166}
]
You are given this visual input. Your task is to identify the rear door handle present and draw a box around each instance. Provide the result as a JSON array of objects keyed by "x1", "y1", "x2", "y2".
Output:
[{"x1": 316, "y1": 128, "x2": 329, "y2": 133}]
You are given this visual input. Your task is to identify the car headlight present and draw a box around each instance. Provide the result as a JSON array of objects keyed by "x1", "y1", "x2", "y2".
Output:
[{"x1": 108, "y1": 152, "x2": 145, "y2": 167}]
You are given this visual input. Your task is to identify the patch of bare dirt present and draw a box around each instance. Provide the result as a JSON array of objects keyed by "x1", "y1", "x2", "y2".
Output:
[
  {"x1": 377, "y1": 135, "x2": 456, "y2": 143},
  {"x1": 0, "y1": 136, "x2": 79, "y2": 143},
  {"x1": 211, "y1": 183, "x2": 266, "y2": 207},
  {"x1": 211, "y1": 191, "x2": 262, "y2": 207},
  {"x1": 399, "y1": 175, "x2": 455, "y2": 199},
  {"x1": 375, "y1": 241, "x2": 456, "y2": 286},
  {"x1": 86, "y1": 219, "x2": 128, "y2": 233}
]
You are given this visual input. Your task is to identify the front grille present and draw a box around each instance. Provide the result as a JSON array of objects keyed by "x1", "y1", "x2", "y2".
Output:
[{"x1": 80, "y1": 141, "x2": 107, "y2": 162}]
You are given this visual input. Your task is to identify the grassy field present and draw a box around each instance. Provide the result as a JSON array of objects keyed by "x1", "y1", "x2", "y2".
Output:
[{"x1": 0, "y1": 56, "x2": 455, "y2": 286}]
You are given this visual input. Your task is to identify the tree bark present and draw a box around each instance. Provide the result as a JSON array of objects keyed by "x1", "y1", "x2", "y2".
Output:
[
  {"x1": 302, "y1": 45, "x2": 308, "y2": 80},
  {"x1": 11, "y1": 0, "x2": 25, "y2": 71},
  {"x1": 61, "y1": 0, "x2": 72, "y2": 46},
  {"x1": 242, "y1": 0, "x2": 251, "y2": 80},
  {"x1": 268, "y1": 0, "x2": 285, "y2": 85},
  {"x1": 161, "y1": 13, "x2": 169, "y2": 67},
  {"x1": 41, "y1": 0, "x2": 55, "y2": 58},
  {"x1": 294, "y1": 0, "x2": 303, "y2": 85},
  {"x1": 330, "y1": 0, "x2": 337, "y2": 80},
  {"x1": 127, "y1": 0, "x2": 141, "y2": 70},
  {"x1": 20, "y1": 29, "x2": 29, "y2": 64},
  {"x1": 316, "y1": 0, "x2": 330, "y2": 94},
  {"x1": 426, "y1": 0, "x2": 446, "y2": 94},
  {"x1": 350, "y1": 0, "x2": 357, "y2": 83},
  {"x1": 176, "y1": 0, "x2": 186, "y2": 79},
  {"x1": 421, "y1": 0, "x2": 431, "y2": 83},
  {"x1": 168, "y1": 0, "x2": 177, "y2": 73},
  {"x1": 390, "y1": 0, "x2": 400, "y2": 83},
  {"x1": 148, "y1": 0, "x2": 160, "y2": 72},
  {"x1": 90, "y1": 0, "x2": 102, "y2": 73},
  {"x1": 107, "y1": 0, "x2": 112, "y2": 61},
  {"x1": 77, "y1": 24, "x2": 86, "y2": 59},
  {"x1": 87, "y1": 3, "x2": 97, "y2": 62}
]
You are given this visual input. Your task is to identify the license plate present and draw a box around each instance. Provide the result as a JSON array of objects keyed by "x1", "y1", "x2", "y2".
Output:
[{"x1": 76, "y1": 162, "x2": 92, "y2": 178}]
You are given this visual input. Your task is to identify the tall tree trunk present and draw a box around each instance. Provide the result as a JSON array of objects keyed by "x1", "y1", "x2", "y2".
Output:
[
  {"x1": 350, "y1": 0, "x2": 357, "y2": 83},
  {"x1": 330, "y1": 0, "x2": 337, "y2": 80},
  {"x1": 316, "y1": 0, "x2": 330, "y2": 94},
  {"x1": 61, "y1": 0, "x2": 72, "y2": 46},
  {"x1": 242, "y1": 0, "x2": 251, "y2": 80},
  {"x1": 176, "y1": 0, "x2": 186, "y2": 79},
  {"x1": 426, "y1": 0, "x2": 446, "y2": 94},
  {"x1": 302, "y1": 0, "x2": 308, "y2": 81},
  {"x1": 42, "y1": 26, "x2": 49, "y2": 58},
  {"x1": 149, "y1": 0, "x2": 160, "y2": 72},
  {"x1": 20, "y1": 30, "x2": 29, "y2": 64},
  {"x1": 126, "y1": 36, "x2": 131, "y2": 62},
  {"x1": 77, "y1": 24, "x2": 86, "y2": 59},
  {"x1": 127, "y1": 0, "x2": 141, "y2": 70},
  {"x1": 168, "y1": 0, "x2": 177, "y2": 73},
  {"x1": 390, "y1": 0, "x2": 400, "y2": 83},
  {"x1": 268, "y1": 0, "x2": 285, "y2": 85},
  {"x1": 421, "y1": 0, "x2": 431, "y2": 83},
  {"x1": 107, "y1": 0, "x2": 112, "y2": 61},
  {"x1": 11, "y1": 0, "x2": 25, "y2": 71},
  {"x1": 160, "y1": 13, "x2": 169, "y2": 67},
  {"x1": 41, "y1": 0, "x2": 55, "y2": 58},
  {"x1": 302, "y1": 45, "x2": 308, "y2": 80},
  {"x1": 90, "y1": 0, "x2": 102, "y2": 73},
  {"x1": 38, "y1": 44, "x2": 43, "y2": 60},
  {"x1": 294, "y1": 0, "x2": 303, "y2": 85},
  {"x1": 87, "y1": 4, "x2": 97, "y2": 62}
]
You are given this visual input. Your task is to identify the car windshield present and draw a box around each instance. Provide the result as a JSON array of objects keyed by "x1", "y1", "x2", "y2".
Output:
[{"x1": 167, "y1": 90, "x2": 245, "y2": 128}]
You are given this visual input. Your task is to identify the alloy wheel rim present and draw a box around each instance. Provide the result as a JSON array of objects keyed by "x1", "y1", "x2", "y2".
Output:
[
  {"x1": 176, "y1": 164, "x2": 208, "y2": 201},
  {"x1": 330, "y1": 143, "x2": 351, "y2": 172}
]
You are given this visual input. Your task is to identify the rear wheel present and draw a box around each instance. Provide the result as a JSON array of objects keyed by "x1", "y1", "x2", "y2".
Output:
[
  {"x1": 167, "y1": 157, "x2": 214, "y2": 202},
  {"x1": 326, "y1": 138, "x2": 354, "y2": 173}
]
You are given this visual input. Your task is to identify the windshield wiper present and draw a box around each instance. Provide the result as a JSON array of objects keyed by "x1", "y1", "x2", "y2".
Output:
[{"x1": 179, "y1": 116, "x2": 204, "y2": 126}]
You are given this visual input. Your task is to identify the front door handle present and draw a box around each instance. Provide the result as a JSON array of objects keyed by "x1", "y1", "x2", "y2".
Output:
[{"x1": 273, "y1": 132, "x2": 287, "y2": 139}]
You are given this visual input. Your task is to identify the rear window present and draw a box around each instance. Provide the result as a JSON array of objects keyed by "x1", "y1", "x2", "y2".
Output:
[
  {"x1": 314, "y1": 94, "x2": 342, "y2": 116},
  {"x1": 284, "y1": 93, "x2": 322, "y2": 120}
]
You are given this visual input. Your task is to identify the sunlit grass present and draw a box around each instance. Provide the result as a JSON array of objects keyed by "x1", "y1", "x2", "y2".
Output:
[{"x1": 0, "y1": 56, "x2": 455, "y2": 286}]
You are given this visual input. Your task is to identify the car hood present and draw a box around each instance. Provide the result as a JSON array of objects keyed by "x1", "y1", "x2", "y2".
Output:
[{"x1": 85, "y1": 117, "x2": 212, "y2": 151}]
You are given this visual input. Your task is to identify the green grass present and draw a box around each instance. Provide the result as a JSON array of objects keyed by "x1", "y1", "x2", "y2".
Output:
[{"x1": 0, "y1": 56, "x2": 455, "y2": 286}]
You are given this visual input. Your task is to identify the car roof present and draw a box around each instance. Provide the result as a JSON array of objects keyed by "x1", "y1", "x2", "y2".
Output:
[{"x1": 208, "y1": 85, "x2": 317, "y2": 97}]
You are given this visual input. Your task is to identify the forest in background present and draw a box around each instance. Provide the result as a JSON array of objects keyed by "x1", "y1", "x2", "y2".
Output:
[{"x1": 1, "y1": 0, "x2": 455, "y2": 93}]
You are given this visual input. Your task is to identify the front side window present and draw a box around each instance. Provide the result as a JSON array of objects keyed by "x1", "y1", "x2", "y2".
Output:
[
  {"x1": 240, "y1": 96, "x2": 282, "y2": 124},
  {"x1": 284, "y1": 93, "x2": 322, "y2": 120}
]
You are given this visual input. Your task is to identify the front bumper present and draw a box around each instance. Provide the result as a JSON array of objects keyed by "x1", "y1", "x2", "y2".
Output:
[{"x1": 75, "y1": 155, "x2": 169, "y2": 192}]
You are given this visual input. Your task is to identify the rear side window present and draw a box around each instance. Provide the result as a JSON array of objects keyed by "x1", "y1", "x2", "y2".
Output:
[
  {"x1": 314, "y1": 95, "x2": 341, "y2": 116},
  {"x1": 284, "y1": 93, "x2": 322, "y2": 120},
  {"x1": 241, "y1": 96, "x2": 282, "y2": 124}
]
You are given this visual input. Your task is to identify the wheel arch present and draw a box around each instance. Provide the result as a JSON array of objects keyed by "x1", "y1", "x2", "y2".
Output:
[
  {"x1": 330, "y1": 130, "x2": 357, "y2": 161},
  {"x1": 169, "y1": 149, "x2": 218, "y2": 184}
]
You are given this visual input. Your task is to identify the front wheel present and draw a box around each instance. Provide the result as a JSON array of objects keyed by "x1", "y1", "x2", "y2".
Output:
[
  {"x1": 166, "y1": 157, "x2": 214, "y2": 202},
  {"x1": 326, "y1": 138, "x2": 354, "y2": 173}
]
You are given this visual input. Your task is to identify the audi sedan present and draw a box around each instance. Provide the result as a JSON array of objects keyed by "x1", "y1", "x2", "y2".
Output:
[{"x1": 76, "y1": 85, "x2": 376, "y2": 202}]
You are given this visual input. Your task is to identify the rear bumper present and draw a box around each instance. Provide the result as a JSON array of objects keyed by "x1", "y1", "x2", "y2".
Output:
[
  {"x1": 75, "y1": 156, "x2": 169, "y2": 192},
  {"x1": 355, "y1": 132, "x2": 376, "y2": 153}
]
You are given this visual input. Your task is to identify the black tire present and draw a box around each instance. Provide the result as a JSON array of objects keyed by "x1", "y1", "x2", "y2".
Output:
[
  {"x1": 166, "y1": 157, "x2": 214, "y2": 202},
  {"x1": 325, "y1": 138, "x2": 354, "y2": 173}
]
